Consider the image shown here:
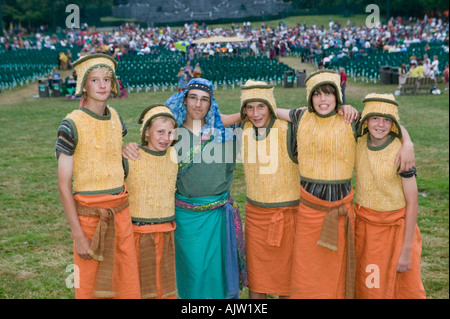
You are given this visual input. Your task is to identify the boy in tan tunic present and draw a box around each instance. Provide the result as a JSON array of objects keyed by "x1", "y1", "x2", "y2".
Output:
[
  {"x1": 238, "y1": 80, "x2": 299, "y2": 299},
  {"x1": 56, "y1": 54, "x2": 140, "y2": 298},
  {"x1": 354, "y1": 94, "x2": 426, "y2": 299}
]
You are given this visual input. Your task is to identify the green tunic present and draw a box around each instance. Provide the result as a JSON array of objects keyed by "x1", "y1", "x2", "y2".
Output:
[
  {"x1": 174, "y1": 127, "x2": 237, "y2": 197},
  {"x1": 173, "y1": 127, "x2": 240, "y2": 299}
]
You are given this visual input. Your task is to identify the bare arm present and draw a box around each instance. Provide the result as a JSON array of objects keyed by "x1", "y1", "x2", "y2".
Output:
[
  {"x1": 122, "y1": 142, "x2": 141, "y2": 160},
  {"x1": 58, "y1": 154, "x2": 91, "y2": 259},
  {"x1": 394, "y1": 125, "x2": 415, "y2": 173},
  {"x1": 221, "y1": 112, "x2": 243, "y2": 127},
  {"x1": 397, "y1": 175, "x2": 419, "y2": 273},
  {"x1": 276, "y1": 108, "x2": 293, "y2": 122}
]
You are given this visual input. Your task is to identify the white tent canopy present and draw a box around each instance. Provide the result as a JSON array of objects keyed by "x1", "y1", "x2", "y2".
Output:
[{"x1": 192, "y1": 36, "x2": 248, "y2": 44}]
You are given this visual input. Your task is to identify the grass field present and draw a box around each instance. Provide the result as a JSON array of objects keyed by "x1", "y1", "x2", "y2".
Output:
[
  {"x1": 205, "y1": 14, "x2": 371, "y2": 30},
  {"x1": 0, "y1": 57, "x2": 448, "y2": 299}
]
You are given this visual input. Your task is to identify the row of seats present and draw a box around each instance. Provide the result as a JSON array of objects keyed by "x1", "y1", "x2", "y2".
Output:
[
  {"x1": 1, "y1": 43, "x2": 294, "y2": 91},
  {"x1": 0, "y1": 44, "x2": 81, "y2": 90},
  {"x1": 116, "y1": 54, "x2": 294, "y2": 88},
  {"x1": 300, "y1": 41, "x2": 448, "y2": 83}
]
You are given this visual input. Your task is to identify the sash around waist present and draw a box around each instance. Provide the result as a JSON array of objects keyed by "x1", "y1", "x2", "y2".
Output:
[
  {"x1": 299, "y1": 185, "x2": 356, "y2": 299},
  {"x1": 175, "y1": 191, "x2": 231, "y2": 212},
  {"x1": 73, "y1": 192, "x2": 130, "y2": 299},
  {"x1": 245, "y1": 200, "x2": 297, "y2": 247}
]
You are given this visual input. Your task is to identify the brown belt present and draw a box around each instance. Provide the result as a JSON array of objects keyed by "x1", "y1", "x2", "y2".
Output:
[
  {"x1": 76, "y1": 199, "x2": 129, "y2": 298},
  {"x1": 301, "y1": 197, "x2": 355, "y2": 299}
]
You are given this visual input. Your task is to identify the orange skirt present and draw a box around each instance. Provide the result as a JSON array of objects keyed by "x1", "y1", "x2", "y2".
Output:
[
  {"x1": 73, "y1": 191, "x2": 141, "y2": 299},
  {"x1": 133, "y1": 222, "x2": 177, "y2": 299},
  {"x1": 291, "y1": 187, "x2": 355, "y2": 299},
  {"x1": 354, "y1": 204, "x2": 426, "y2": 299},
  {"x1": 245, "y1": 201, "x2": 297, "y2": 296}
]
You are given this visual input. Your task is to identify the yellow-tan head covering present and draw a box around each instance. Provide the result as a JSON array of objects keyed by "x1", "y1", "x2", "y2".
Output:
[
  {"x1": 138, "y1": 104, "x2": 177, "y2": 145},
  {"x1": 72, "y1": 53, "x2": 119, "y2": 96},
  {"x1": 358, "y1": 93, "x2": 402, "y2": 138},
  {"x1": 240, "y1": 80, "x2": 277, "y2": 119},
  {"x1": 305, "y1": 69, "x2": 343, "y2": 112}
]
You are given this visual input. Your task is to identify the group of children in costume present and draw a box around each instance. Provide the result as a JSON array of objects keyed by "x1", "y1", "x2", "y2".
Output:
[{"x1": 56, "y1": 53, "x2": 426, "y2": 299}]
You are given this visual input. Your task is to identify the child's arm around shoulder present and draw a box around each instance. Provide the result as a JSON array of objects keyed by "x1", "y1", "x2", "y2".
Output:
[
  {"x1": 395, "y1": 126, "x2": 415, "y2": 174},
  {"x1": 276, "y1": 108, "x2": 293, "y2": 122},
  {"x1": 276, "y1": 107, "x2": 307, "y2": 123},
  {"x1": 338, "y1": 104, "x2": 360, "y2": 123},
  {"x1": 122, "y1": 142, "x2": 141, "y2": 160},
  {"x1": 221, "y1": 112, "x2": 243, "y2": 127}
]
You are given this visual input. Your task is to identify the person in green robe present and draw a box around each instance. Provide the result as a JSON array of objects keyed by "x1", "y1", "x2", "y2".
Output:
[{"x1": 123, "y1": 78, "x2": 247, "y2": 299}]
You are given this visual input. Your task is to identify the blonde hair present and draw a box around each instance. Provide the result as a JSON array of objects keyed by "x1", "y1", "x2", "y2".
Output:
[{"x1": 146, "y1": 115, "x2": 176, "y2": 130}]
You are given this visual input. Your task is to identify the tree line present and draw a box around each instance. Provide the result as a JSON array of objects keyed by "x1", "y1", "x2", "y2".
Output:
[{"x1": 1, "y1": 0, "x2": 448, "y2": 35}]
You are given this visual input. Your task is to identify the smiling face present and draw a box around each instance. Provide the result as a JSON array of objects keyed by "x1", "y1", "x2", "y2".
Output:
[
  {"x1": 184, "y1": 89, "x2": 211, "y2": 125},
  {"x1": 243, "y1": 101, "x2": 272, "y2": 129},
  {"x1": 366, "y1": 115, "x2": 393, "y2": 146},
  {"x1": 144, "y1": 117, "x2": 176, "y2": 152},
  {"x1": 311, "y1": 85, "x2": 337, "y2": 116},
  {"x1": 83, "y1": 67, "x2": 113, "y2": 102}
]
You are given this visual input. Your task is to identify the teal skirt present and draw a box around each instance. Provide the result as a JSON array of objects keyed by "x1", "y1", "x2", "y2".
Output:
[{"x1": 174, "y1": 191, "x2": 245, "y2": 299}]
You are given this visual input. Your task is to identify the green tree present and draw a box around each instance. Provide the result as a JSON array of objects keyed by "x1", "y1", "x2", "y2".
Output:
[
  {"x1": 289, "y1": 0, "x2": 448, "y2": 17},
  {"x1": 1, "y1": 0, "x2": 115, "y2": 31}
]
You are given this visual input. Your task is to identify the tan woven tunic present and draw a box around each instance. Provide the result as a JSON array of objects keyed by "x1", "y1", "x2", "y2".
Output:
[
  {"x1": 241, "y1": 119, "x2": 300, "y2": 207},
  {"x1": 296, "y1": 111, "x2": 356, "y2": 184},
  {"x1": 125, "y1": 146, "x2": 178, "y2": 223},
  {"x1": 66, "y1": 107, "x2": 124, "y2": 194},
  {"x1": 355, "y1": 135, "x2": 406, "y2": 211}
]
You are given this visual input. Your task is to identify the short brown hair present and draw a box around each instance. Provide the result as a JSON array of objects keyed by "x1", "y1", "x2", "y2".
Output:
[{"x1": 311, "y1": 84, "x2": 338, "y2": 106}]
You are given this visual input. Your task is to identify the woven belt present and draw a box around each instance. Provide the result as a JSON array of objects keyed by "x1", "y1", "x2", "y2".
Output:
[{"x1": 76, "y1": 199, "x2": 129, "y2": 298}]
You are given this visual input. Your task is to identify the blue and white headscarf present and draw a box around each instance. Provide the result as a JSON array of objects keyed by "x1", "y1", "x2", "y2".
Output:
[{"x1": 165, "y1": 78, "x2": 234, "y2": 143}]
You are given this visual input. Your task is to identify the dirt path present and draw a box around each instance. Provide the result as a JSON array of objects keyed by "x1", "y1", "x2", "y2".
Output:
[
  {"x1": 279, "y1": 56, "x2": 317, "y2": 75},
  {"x1": 0, "y1": 70, "x2": 73, "y2": 106},
  {"x1": 0, "y1": 82, "x2": 39, "y2": 106},
  {"x1": 278, "y1": 57, "x2": 383, "y2": 100}
]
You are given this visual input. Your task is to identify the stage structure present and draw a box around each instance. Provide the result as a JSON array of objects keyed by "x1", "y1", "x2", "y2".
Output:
[{"x1": 112, "y1": 0, "x2": 291, "y2": 24}]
